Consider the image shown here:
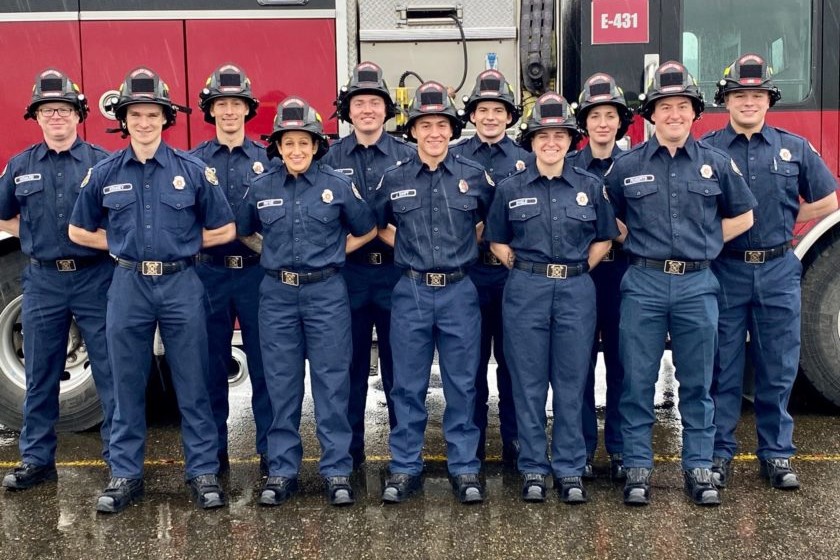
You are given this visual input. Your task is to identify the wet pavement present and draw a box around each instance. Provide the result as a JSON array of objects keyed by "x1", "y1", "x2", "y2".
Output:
[{"x1": 2, "y1": 353, "x2": 840, "y2": 560}]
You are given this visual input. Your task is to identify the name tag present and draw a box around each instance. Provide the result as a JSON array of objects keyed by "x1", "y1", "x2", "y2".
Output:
[
  {"x1": 390, "y1": 189, "x2": 416, "y2": 200},
  {"x1": 509, "y1": 197, "x2": 538, "y2": 209},
  {"x1": 14, "y1": 173, "x2": 42, "y2": 184},
  {"x1": 257, "y1": 198, "x2": 283, "y2": 209},
  {"x1": 103, "y1": 183, "x2": 133, "y2": 195},
  {"x1": 623, "y1": 174, "x2": 655, "y2": 186},
  {"x1": 334, "y1": 168, "x2": 354, "y2": 176}
]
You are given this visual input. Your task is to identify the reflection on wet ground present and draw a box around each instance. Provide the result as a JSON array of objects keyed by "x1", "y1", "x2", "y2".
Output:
[{"x1": 1, "y1": 353, "x2": 840, "y2": 559}]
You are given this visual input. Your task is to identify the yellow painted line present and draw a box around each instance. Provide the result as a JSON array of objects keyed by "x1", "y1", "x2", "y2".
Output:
[{"x1": 2, "y1": 453, "x2": 840, "y2": 469}]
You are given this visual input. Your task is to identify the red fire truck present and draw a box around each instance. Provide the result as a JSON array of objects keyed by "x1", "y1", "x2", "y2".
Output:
[{"x1": 0, "y1": 0, "x2": 838, "y2": 431}]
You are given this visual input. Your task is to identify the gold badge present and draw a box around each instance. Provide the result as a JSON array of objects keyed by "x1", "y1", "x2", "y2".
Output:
[
  {"x1": 80, "y1": 167, "x2": 92, "y2": 188},
  {"x1": 253, "y1": 161, "x2": 265, "y2": 174},
  {"x1": 700, "y1": 164, "x2": 713, "y2": 179},
  {"x1": 322, "y1": 189, "x2": 334, "y2": 203},
  {"x1": 173, "y1": 175, "x2": 186, "y2": 190},
  {"x1": 576, "y1": 192, "x2": 589, "y2": 206},
  {"x1": 205, "y1": 167, "x2": 219, "y2": 186},
  {"x1": 779, "y1": 148, "x2": 792, "y2": 162},
  {"x1": 730, "y1": 159, "x2": 743, "y2": 176},
  {"x1": 351, "y1": 183, "x2": 363, "y2": 200},
  {"x1": 459, "y1": 179, "x2": 469, "y2": 194},
  {"x1": 515, "y1": 160, "x2": 526, "y2": 171},
  {"x1": 484, "y1": 171, "x2": 495, "y2": 186}
]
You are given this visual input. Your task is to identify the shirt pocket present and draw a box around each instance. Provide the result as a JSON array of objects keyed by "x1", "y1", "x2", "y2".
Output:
[
  {"x1": 391, "y1": 194, "x2": 422, "y2": 215},
  {"x1": 305, "y1": 204, "x2": 342, "y2": 247},
  {"x1": 687, "y1": 180, "x2": 722, "y2": 227},
  {"x1": 258, "y1": 203, "x2": 286, "y2": 227},
  {"x1": 15, "y1": 180, "x2": 45, "y2": 222},
  {"x1": 509, "y1": 203, "x2": 542, "y2": 249},
  {"x1": 159, "y1": 191, "x2": 198, "y2": 235},
  {"x1": 564, "y1": 204, "x2": 597, "y2": 247},
  {"x1": 769, "y1": 161, "x2": 800, "y2": 203},
  {"x1": 103, "y1": 191, "x2": 137, "y2": 233}
]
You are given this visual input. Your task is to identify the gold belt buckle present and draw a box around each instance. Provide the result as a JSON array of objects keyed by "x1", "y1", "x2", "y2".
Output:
[
  {"x1": 664, "y1": 260, "x2": 686, "y2": 275},
  {"x1": 56, "y1": 259, "x2": 77, "y2": 272},
  {"x1": 744, "y1": 250, "x2": 766, "y2": 264},
  {"x1": 483, "y1": 252, "x2": 502, "y2": 266},
  {"x1": 142, "y1": 261, "x2": 163, "y2": 276},
  {"x1": 546, "y1": 264, "x2": 567, "y2": 279},
  {"x1": 425, "y1": 272, "x2": 446, "y2": 287},
  {"x1": 281, "y1": 270, "x2": 299, "y2": 286},
  {"x1": 367, "y1": 252, "x2": 383, "y2": 265},
  {"x1": 602, "y1": 249, "x2": 615, "y2": 262},
  {"x1": 225, "y1": 255, "x2": 244, "y2": 269}
]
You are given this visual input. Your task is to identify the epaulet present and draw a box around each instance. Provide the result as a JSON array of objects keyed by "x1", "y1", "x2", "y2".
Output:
[
  {"x1": 187, "y1": 139, "x2": 213, "y2": 155},
  {"x1": 249, "y1": 138, "x2": 267, "y2": 149},
  {"x1": 452, "y1": 153, "x2": 485, "y2": 172},
  {"x1": 87, "y1": 143, "x2": 110, "y2": 157},
  {"x1": 696, "y1": 140, "x2": 732, "y2": 162},
  {"x1": 570, "y1": 164, "x2": 602, "y2": 183},
  {"x1": 174, "y1": 149, "x2": 208, "y2": 169},
  {"x1": 699, "y1": 129, "x2": 721, "y2": 142},
  {"x1": 449, "y1": 137, "x2": 470, "y2": 151},
  {"x1": 94, "y1": 150, "x2": 123, "y2": 168},
  {"x1": 498, "y1": 167, "x2": 527, "y2": 187}
]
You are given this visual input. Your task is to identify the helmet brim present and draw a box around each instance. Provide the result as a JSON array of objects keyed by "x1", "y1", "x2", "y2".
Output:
[{"x1": 405, "y1": 112, "x2": 463, "y2": 142}]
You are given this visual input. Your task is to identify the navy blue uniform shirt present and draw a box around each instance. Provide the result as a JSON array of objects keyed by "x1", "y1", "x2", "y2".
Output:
[
  {"x1": 702, "y1": 123, "x2": 837, "y2": 249},
  {"x1": 0, "y1": 137, "x2": 109, "y2": 260},
  {"x1": 449, "y1": 134, "x2": 530, "y2": 184},
  {"x1": 485, "y1": 163, "x2": 619, "y2": 263},
  {"x1": 70, "y1": 142, "x2": 234, "y2": 261},
  {"x1": 189, "y1": 137, "x2": 272, "y2": 257},
  {"x1": 372, "y1": 152, "x2": 494, "y2": 271},
  {"x1": 566, "y1": 144, "x2": 621, "y2": 178},
  {"x1": 237, "y1": 162, "x2": 376, "y2": 270},
  {"x1": 605, "y1": 135, "x2": 757, "y2": 261}
]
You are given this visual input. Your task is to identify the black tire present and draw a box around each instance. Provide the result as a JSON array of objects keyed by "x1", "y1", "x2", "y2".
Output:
[
  {"x1": 0, "y1": 243, "x2": 104, "y2": 432},
  {"x1": 800, "y1": 227, "x2": 840, "y2": 407}
]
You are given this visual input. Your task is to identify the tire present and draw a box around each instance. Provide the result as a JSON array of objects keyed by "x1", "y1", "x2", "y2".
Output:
[
  {"x1": 800, "y1": 228, "x2": 840, "y2": 407},
  {"x1": 0, "y1": 244, "x2": 103, "y2": 432}
]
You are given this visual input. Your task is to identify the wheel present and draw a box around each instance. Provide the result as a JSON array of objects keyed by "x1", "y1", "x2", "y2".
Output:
[
  {"x1": 800, "y1": 228, "x2": 840, "y2": 407},
  {"x1": 0, "y1": 246, "x2": 103, "y2": 432}
]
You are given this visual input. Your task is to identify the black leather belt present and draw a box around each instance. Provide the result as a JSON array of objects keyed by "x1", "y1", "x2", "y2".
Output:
[
  {"x1": 722, "y1": 242, "x2": 790, "y2": 264},
  {"x1": 479, "y1": 250, "x2": 504, "y2": 266},
  {"x1": 601, "y1": 243, "x2": 625, "y2": 263},
  {"x1": 404, "y1": 268, "x2": 466, "y2": 287},
  {"x1": 29, "y1": 255, "x2": 109, "y2": 272},
  {"x1": 197, "y1": 253, "x2": 261, "y2": 269},
  {"x1": 347, "y1": 251, "x2": 394, "y2": 266},
  {"x1": 513, "y1": 259, "x2": 588, "y2": 279},
  {"x1": 265, "y1": 267, "x2": 338, "y2": 286},
  {"x1": 117, "y1": 258, "x2": 193, "y2": 276},
  {"x1": 629, "y1": 256, "x2": 710, "y2": 275}
]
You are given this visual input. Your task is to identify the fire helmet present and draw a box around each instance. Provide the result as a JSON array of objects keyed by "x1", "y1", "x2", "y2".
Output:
[
  {"x1": 638, "y1": 61, "x2": 704, "y2": 123},
  {"x1": 405, "y1": 81, "x2": 465, "y2": 141},
  {"x1": 714, "y1": 53, "x2": 781, "y2": 106},
  {"x1": 334, "y1": 61, "x2": 396, "y2": 124},
  {"x1": 198, "y1": 63, "x2": 259, "y2": 124},
  {"x1": 460, "y1": 69, "x2": 522, "y2": 125},
  {"x1": 266, "y1": 96, "x2": 329, "y2": 161},
  {"x1": 517, "y1": 92, "x2": 581, "y2": 152},
  {"x1": 575, "y1": 72, "x2": 633, "y2": 139},
  {"x1": 106, "y1": 67, "x2": 189, "y2": 132},
  {"x1": 25, "y1": 68, "x2": 89, "y2": 122}
]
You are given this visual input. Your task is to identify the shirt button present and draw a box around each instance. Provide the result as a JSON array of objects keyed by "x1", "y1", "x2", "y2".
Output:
[
  {"x1": 521, "y1": 214, "x2": 526, "y2": 218},
  {"x1": 57, "y1": 193, "x2": 63, "y2": 198},
  {"x1": 751, "y1": 176, "x2": 756, "y2": 180},
  {"x1": 146, "y1": 225, "x2": 151, "y2": 229},
  {"x1": 671, "y1": 193, "x2": 677, "y2": 198},
  {"x1": 749, "y1": 156, "x2": 755, "y2": 161},
  {"x1": 57, "y1": 173, "x2": 63, "y2": 177},
  {"x1": 703, "y1": 189, "x2": 709, "y2": 194},
  {"x1": 176, "y1": 203, "x2": 182, "y2": 208},
  {"x1": 433, "y1": 227, "x2": 439, "y2": 232},
  {"x1": 400, "y1": 206, "x2": 406, "y2": 211},
  {"x1": 554, "y1": 236, "x2": 559, "y2": 240},
  {"x1": 294, "y1": 238, "x2": 299, "y2": 242},
  {"x1": 115, "y1": 203, "x2": 120, "y2": 208},
  {"x1": 295, "y1": 256, "x2": 300, "y2": 261},
  {"x1": 58, "y1": 213, "x2": 64, "y2": 218},
  {"x1": 433, "y1": 207, "x2": 439, "y2": 212},
  {"x1": 294, "y1": 219, "x2": 300, "y2": 223},
  {"x1": 146, "y1": 205, "x2": 151, "y2": 209},
  {"x1": 434, "y1": 246, "x2": 440, "y2": 251},
  {"x1": 670, "y1": 173, "x2": 676, "y2": 178},
  {"x1": 636, "y1": 191, "x2": 641, "y2": 196},
  {"x1": 23, "y1": 189, "x2": 29, "y2": 194},
  {"x1": 672, "y1": 213, "x2": 678, "y2": 218},
  {"x1": 433, "y1": 189, "x2": 438, "y2": 193},
  {"x1": 553, "y1": 217, "x2": 558, "y2": 221},
  {"x1": 296, "y1": 201, "x2": 300, "y2": 205},
  {"x1": 581, "y1": 214, "x2": 587, "y2": 218},
  {"x1": 552, "y1": 199, "x2": 557, "y2": 203}
]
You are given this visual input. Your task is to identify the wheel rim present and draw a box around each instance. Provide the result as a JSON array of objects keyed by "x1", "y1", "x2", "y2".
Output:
[{"x1": 0, "y1": 294, "x2": 93, "y2": 394}]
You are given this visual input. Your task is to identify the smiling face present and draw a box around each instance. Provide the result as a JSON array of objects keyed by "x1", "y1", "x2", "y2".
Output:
[
  {"x1": 411, "y1": 115, "x2": 453, "y2": 162},
  {"x1": 348, "y1": 93, "x2": 387, "y2": 135},
  {"x1": 471, "y1": 100, "x2": 512, "y2": 143},
  {"x1": 35, "y1": 101, "x2": 79, "y2": 144},
  {"x1": 210, "y1": 97, "x2": 249, "y2": 134},
  {"x1": 277, "y1": 130, "x2": 317, "y2": 175},
  {"x1": 725, "y1": 89, "x2": 770, "y2": 133},
  {"x1": 651, "y1": 95, "x2": 695, "y2": 147},
  {"x1": 125, "y1": 103, "x2": 166, "y2": 149},
  {"x1": 531, "y1": 128, "x2": 572, "y2": 167}
]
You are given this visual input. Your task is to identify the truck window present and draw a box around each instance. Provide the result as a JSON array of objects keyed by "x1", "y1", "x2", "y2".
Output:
[{"x1": 681, "y1": 0, "x2": 812, "y2": 105}]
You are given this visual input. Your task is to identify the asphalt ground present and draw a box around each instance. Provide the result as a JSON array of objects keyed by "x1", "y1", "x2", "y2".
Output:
[{"x1": 1, "y1": 353, "x2": 840, "y2": 560}]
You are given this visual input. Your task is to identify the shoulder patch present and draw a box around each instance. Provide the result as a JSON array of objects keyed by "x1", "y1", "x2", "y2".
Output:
[
  {"x1": 80, "y1": 167, "x2": 92, "y2": 188},
  {"x1": 0, "y1": 165, "x2": 6, "y2": 179},
  {"x1": 351, "y1": 182, "x2": 363, "y2": 200},
  {"x1": 730, "y1": 159, "x2": 743, "y2": 176},
  {"x1": 808, "y1": 141, "x2": 820, "y2": 156},
  {"x1": 602, "y1": 185, "x2": 610, "y2": 202},
  {"x1": 604, "y1": 162, "x2": 614, "y2": 177},
  {"x1": 484, "y1": 171, "x2": 495, "y2": 187},
  {"x1": 205, "y1": 167, "x2": 219, "y2": 186}
]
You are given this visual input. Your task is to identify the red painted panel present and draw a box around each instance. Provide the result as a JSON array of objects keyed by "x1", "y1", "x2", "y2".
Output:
[
  {"x1": 0, "y1": 22, "x2": 82, "y2": 166},
  {"x1": 591, "y1": 0, "x2": 649, "y2": 45},
  {"x1": 79, "y1": 21, "x2": 189, "y2": 152},
  {"x1": 185, "y1": 19, "x2": 337, "y2": 148}
]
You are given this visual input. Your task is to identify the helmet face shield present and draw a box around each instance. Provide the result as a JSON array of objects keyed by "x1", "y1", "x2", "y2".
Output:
[
  {"x1": 335, "y1": 61, "x2": 396, "y2": 123},
  {"x1": 714, "y1": 53, "x2": 781, "y2": 106},
  {"x1": 267, "y1": 96, "x2": 329, "y2": 160},
  {"x1": 518, "y1": 92, "x2": 581, "y2": 151},
  {"x1": 638, "y1": 61, "x2": 704, "y2": 122},
  {"x1": 576, "y1": 72, "x2": 633, "y2": 139},
  {"x1": 198, "y1": 63, "x2": 259, "y2": 124},
  {"x1": 461, "y1": 69, "x2": 521, "y2": 124},
  {"x1": 405, "y1": 81, "x2": 463, "y2": 141},
  {"x1": 25, "y1": 68, "x2": 89, "y2": 122}
]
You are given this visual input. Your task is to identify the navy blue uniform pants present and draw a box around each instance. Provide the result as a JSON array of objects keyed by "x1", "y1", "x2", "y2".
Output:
[
  {"x1": 712, "y1": 252, "x2": 800, "y2": 460},
  {"x1": 619, "y1": 266, "x2": 718, "y2": 469},
  {"x1": 106, "y1": 267, "x2": 219, "y2": 479},
  {"x1": 503, "y1": 268, "x2": 594, "y2": 477},
  {"x1": 388, "y1": 275, "x2": 482, "y2": 476},
  {"x1": 196, "y1": 262, "x2": 270, "y2": 459},
  {"x1": 20, "y1": 261, "x2": 115, "y2": 467},
  {"x1": 260, "y1": 273, "x2": 353, "y2": 478},
  {"x1": 583, "y1": 256, "x2": 627, "y2": 457},
  {"x1": 343, "y1": 261, "x2": 400, "y2": 463},
  {"x1": 472, "y1": 276, "x2": 518, "y2": 460}
]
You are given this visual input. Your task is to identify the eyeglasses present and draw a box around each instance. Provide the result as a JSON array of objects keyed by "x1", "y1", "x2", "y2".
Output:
[{"x1": 38, "y1": 107, "x2": 74, "y2": 117}]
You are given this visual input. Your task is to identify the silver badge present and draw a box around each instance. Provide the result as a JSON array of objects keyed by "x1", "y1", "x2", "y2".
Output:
[
  {"x1": 322, "y1": 189, "x2": 334, "y2": 203},
  {"x1": 700, "y1": 164, "x2": 713, "y2": 179},
  {"x1": 779, "y1": 148, "x2": 792, "y2": 162},
  {"x1": 253, "y1": 161, "x2": 265, "y2": 174},
  {"x1": 576, "y1": 192, "x2": 589, "y2": 206},
  {"x1": 459, "y1": 179, "x2": 469, "y2": 194},
  {"x1": 173, "y1": 175, "x2": 186, "y2": 190}
]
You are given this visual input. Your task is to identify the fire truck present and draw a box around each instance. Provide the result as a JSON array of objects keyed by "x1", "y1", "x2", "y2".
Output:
[{"x1": 0, "y1": 0, "x2": 838, "y2": 431}]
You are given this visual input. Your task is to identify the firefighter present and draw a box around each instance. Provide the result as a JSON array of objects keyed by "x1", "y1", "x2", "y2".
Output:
[
  {"x1": 450, "y1": 69, "x2": 529, "y2": 466},
  {"x1": 0, "y1": 69, "x2": 115, "y2": 491},
  {"x1": 703, "y1": 53, "x2": 838, "y2": 490},
  {"x1": 373, "y1": 81, "x2": 494, "y2": 504},
  {"x1": 237, "y1": 97, "x2": 377, "y2": 507},
  {"x1": 189, "y1": 63, "x2": 272, "y2": 475},
  {"x1": 604, "y1": 61, "x2": 756, "y2": 507},
  {"x1": 69, "y1": 67, "x2": 234, "y2": 513},
  {"x1": 567, "y1": 73, "x2": 634, "y2": 481},
  {"x1": 321, "y1": 62, "x2": 415, "y2": 469},
  {"x1": 486, "y1": 93, "x2": 617, "y2": 503}
]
